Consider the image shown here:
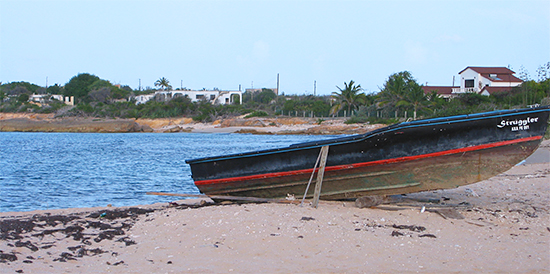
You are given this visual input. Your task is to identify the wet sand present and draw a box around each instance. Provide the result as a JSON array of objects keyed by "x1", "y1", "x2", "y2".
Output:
[{"x1": 1, "y1": 141, "x2": 549, "y2": 273}]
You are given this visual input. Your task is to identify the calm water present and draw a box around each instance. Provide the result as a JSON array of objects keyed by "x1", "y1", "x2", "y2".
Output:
[{"x1": 0, "y1": 132, "x2": 336, "y2": 212}]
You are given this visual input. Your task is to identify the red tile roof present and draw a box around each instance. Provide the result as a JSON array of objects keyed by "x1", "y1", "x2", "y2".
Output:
[
  {"x1": 481, "y1": 86, "x2": 516, "y2": 94},
  {"x1": 481, "y1": 73, "x2": 522, "y2": 83},
  {"x1": 422, "y1": 86, "x2": 457, "y2": 95},
  {"x1": 458, "y1": 66, "x2": 515, "y2": 75}
]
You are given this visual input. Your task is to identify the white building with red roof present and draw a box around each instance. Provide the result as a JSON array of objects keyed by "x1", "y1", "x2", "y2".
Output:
[
  {"x1": 423, "y1": 66, "x2": 523, "y2": 99},
  {"x1": 422, "y1": 86, "x2": 457, "y2": 99},
  {"x1": 453, "y1": 66, "x2": 523, "y2": 96}
]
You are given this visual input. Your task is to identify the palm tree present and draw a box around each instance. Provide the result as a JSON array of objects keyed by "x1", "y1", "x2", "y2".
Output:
[
  {"x1": 330, "y1": 80, "x2": 366, "y2": 116},
  {"x1": 401, "y1": 83, "x2": 427, "y2": 120},
  {"x1": 154, "y1": 77, "x2": 172, "y2": 91},
  {"x1": 377, "y1": 71, "x2": 429, "y2": 120}
]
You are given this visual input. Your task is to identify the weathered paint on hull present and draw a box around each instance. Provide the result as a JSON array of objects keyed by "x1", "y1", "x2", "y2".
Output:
[
  {"x1": 194, "y1": 138, "x2": 541, "y2": 199},
  {"x1": 187, "y1": 106, "x2": 550, "y2": 200}
]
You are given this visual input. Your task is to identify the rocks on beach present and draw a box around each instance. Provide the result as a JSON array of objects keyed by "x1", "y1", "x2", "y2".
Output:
[{"x1": 0, "y1": 113, "x2": 383, "y2": 134}]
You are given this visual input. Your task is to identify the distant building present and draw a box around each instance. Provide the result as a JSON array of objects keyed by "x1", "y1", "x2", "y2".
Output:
[
  {"x1": 422, "y1": 86, "x2": 457, "y2": 99},
  {"x1": 424, "y1": 66, "x2": 523, "y2": 99},
  {"x1": 29, "y1": 94, "x2": 48, "y2": 103},
  {"x1": 454, "y1": 67, "x2": 522, "y2": 95},
  {"x1": 245, "y1": 88, "x2": 278, "y2": 95},
  {"x1": 134, "y1": 93, "x2": 156, "y2": 104},
  {"x1": 28, "y1": 94, "x2": 74, "y2": 106},
  {"x1": 132, "y1": 89, "x2": 242, "y2": 105}
]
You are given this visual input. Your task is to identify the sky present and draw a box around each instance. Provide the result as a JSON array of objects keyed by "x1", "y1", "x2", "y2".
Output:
[{"x1": 1, "y1": 0, "x2": 549, "y2": 95}]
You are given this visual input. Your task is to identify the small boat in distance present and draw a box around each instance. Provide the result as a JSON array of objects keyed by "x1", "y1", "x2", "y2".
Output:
[{"x1": 186, "y1": 106, "x2": 550, "y2": 200}]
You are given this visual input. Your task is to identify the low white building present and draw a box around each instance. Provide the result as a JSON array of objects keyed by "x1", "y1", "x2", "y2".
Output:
[
  {"x1": 133, "y1": 89, "x2": 242, "y2": 105},
  {"x1": 134, "y1": 93, "x2": 157, "y2": 104},
  {"x1": 29, "y1": 94, "x2": 74, "y2": 105}
]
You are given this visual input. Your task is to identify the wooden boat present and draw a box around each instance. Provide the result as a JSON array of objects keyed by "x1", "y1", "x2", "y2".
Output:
[{"x1": 186, "y1": 106, "x2": 550, "y2": 200}]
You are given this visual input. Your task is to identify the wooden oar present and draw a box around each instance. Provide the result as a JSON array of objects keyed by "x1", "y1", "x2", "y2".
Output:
[{"x1": 146, "y1": 192, "x2": 300, "y2": 204}]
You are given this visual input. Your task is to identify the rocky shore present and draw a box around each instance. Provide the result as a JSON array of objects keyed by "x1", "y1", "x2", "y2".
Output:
[{"x1": 0, "y1": 113, "x2": 383, "y2": 135}]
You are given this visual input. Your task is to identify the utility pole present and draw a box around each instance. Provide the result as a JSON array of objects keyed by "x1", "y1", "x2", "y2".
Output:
[
  {"x1": 314, "y1": 80, "x2": 316, "y2": 96},
  {"x1": 277, "y1": 73, "x2": 280, "y2": 95}
]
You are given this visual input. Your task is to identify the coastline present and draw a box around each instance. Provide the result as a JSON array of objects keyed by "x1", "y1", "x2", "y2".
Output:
[
  {"x1": 0, "y1": 113, "x2": 383, "y2": 135},
  {"x1": 1, "y1": 141, "x2": 549, "y2": 273}
]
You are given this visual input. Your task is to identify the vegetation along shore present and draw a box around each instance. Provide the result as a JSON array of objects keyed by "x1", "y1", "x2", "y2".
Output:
[{"x1": 1, "y1": 65, "x2": 549, "y2": 135}]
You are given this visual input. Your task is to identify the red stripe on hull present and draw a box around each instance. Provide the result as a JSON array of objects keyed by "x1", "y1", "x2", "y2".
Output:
[{"x1": 194, "y1": 136, "x2": 542, "y2": 186}]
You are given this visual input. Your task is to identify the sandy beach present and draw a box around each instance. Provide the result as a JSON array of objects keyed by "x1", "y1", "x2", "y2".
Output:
[{"x1": 1, "y1": 141, "x2": 549, "y2": 273}]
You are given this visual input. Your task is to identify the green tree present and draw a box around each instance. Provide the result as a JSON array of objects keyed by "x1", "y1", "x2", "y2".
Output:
[
  {"x1": 88, "y1": 79, "x2": 112, "y2": 91},
  {"x1": 155, "y1": 77, "x2": 172, "y2": 90},
  {"x1": 377, "y1": 71, "x2": 428, "y2": 120},
  {"x1": 17, "y1": 93, "x2": 29, "y2": 103},
  {"x1": 9, "y1": 86, "x2": 30, "y2": 96},
  {"x1": 1, "y1": 81, "x2": 41, "y2": 95},
  {"x1": 255, "y1": 89, "x2": 277, "y2": 104},
  {"x1": 46, "y1": 83, "x2": 63, "y2": 95},
  {"x1": 311, "y1": 100, "x2": 331, "y2": 117},
  {"x1": 64, "y1": 73, "x2": 100, "y2": 99},
  {"x1": 88, "y1": 87, "x2": 111, "y2": 103},
  {"x1": 330, "y1": 80, "x2": 366, "y2": 116},
  {"x1": 536, "y1": 62, "x2": 550, "y2": 82},
  {"x1": 110, "y1": 86, "x2": 131, "y2": 100},
  {"x1": 403, "y1": 83, "x2": 428, "y2": 120}
]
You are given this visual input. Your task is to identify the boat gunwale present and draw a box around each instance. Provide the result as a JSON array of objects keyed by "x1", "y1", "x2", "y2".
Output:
[{"x1": 185, "y1": 106, "x2": 550, "y2": 165}]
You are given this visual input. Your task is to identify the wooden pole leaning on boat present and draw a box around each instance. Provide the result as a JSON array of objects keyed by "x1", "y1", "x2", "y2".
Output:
[
  {"x1": 312, "y1": 145, "x2": 330, "y2": 208},
  {"x1": 300, "y1": 146, "x2": 324, "y2": 207}
]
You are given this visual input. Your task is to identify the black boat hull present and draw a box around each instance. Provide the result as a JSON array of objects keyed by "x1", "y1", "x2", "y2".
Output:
[{"x1": 186, "y1": 107, "x2": 550, "y2": 199}]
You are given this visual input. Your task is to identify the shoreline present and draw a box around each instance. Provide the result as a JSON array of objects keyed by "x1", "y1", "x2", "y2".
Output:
[
  {"x1": 0, "y1": 113, "x2": 383, "y2": 135},
  {"x1": 1, "y1": 143, "x2": 549, "y2": 272}
]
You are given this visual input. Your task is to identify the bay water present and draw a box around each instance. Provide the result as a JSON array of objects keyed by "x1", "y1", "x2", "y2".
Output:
[{"x1": 0, "y1": 132, "x2": 336, "y2": 212}]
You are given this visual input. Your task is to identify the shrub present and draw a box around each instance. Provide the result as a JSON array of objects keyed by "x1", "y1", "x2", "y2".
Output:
[{"x1": 244, "y1": 110, "x2": 268, "y2": 118}]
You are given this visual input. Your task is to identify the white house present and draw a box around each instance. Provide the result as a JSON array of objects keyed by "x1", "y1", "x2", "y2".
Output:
[
  {"x1": 452, "y1": 67, "x2": 522, "y2": 96},
  {"x1": 29, "y1": 94, "x2": 74, "y2": 105},
  {"x1": 134, "y1": 93, "x2": 157, "y2": 104},
  {"x1": 133, "y1": 89, "x2": 242, "y2": 105}
]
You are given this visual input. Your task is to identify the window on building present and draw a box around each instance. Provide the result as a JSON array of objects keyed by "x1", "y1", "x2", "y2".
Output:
[
  {"x1": 210, "y1": 95, "x2": 216, "y2": 100},
  {"x1": 465, "y1": 79, "x2": 475, "y2": 88},
  {"x1": 196, "y1": 94, "x2": 204, "y2": 99}
]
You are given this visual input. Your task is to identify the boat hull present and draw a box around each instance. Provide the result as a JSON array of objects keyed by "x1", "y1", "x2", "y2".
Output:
[{"x1": 186, "y1": 107, "x2": 550, "y2": 200}]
